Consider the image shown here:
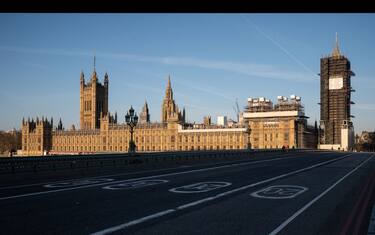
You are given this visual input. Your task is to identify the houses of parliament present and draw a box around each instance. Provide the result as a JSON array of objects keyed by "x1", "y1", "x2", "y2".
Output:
[
  {"x1": 20, "y1": 37, "x2": 357, "y2": 156},
  {"x1": 21, "y1": 63, "x2": 250, "y2": 156}
]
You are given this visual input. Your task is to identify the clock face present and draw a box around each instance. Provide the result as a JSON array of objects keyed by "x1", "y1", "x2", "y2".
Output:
[{"x1": 329, "y1": 76, "x2": 343, "y2": 90}]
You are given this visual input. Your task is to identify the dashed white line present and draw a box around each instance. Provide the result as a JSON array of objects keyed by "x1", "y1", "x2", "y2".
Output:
[
  {"x1": 90, "y1": 209, "x2": 176, "y2": 235},
  {"x1": 169, "y1": 182, "x2": 232, "y2": 194},
  {"x1": 177, "y1": 197, "x2": 215, "y2": 210}
]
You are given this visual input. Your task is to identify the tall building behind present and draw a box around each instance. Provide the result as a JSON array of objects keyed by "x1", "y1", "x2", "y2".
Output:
[
  {"x1": 217, "y1": 116, "x2": 228, "y2": 126},
  {"x1": 319, "y1": 34, "x2": 355, "y2": 150},
  {"x1": 203, "y1": 116, "x2": 212, "y2": 126},
  {"x1": 80, "y1": 57, "x2": 109, "y2": 130}
]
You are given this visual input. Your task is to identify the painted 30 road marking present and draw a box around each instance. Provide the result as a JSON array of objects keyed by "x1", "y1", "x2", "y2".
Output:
[
  {"x1": 169, "y1": 182, "x2": 232, "y2": 193},
  {"x1": 251, "y1": 185, "x2": 308, "y2": 199},
  {"x1": 103, "y1": 180, "x2": 169, "y2": 190}
]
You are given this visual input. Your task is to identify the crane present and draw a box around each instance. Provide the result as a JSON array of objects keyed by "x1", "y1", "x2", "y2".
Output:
[{"x1": 233, "y1": 98, "x2": 240, "y2": 122}]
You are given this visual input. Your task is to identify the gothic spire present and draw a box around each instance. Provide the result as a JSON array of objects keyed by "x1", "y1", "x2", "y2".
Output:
[
  {"x1": 332, "y1": 32, "x2": 341, "y2": 57},
  {"x1": 80, "y1": 70, "x2": 85, "y2": 84},
  {"x1": 104, "y1": 71, "x2": 109, "y2": 87},
  {"x1": 165, "y1": 75, "x2": 173, "y2": 100},
  {"x1": 140, "y1": 100, "x2": 150, "y2": 124},
  {"x1": 183, "y1": 107, "x2": 186, "y2": 123},
  {"x1": 92, "y1": 55, "x2": 97, "y2": 81},
  {"x1": 58, "y1": 118, "x2": 63, "y2": 130},
  {"x1": 94, "y1": 54, "x2": 96, "y2": 72}
]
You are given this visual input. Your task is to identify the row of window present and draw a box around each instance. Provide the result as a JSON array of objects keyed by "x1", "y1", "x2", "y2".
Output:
[
  {"x1": 253, "y1": 133, "x2": 289, "y2": 141},
  {"x1": 84, "y1": 101, "x2": 92, "y2": 111},
  {"x1": 52, "y1": 137, "x2": 245, "y2": 151},
  {"x1": 83, "y1": 122, "x2": 92, "y2": 129},
  {"x1": 54, "y1": 134, "x2": 245, "y2": 145},
  {"x1": 53, "y1": 145, "x2": 123, "y2": 152},
  {"x1": 23, "y1": 137, "x2": 42, "y2": 144},
  {"x1": 23, "y1": 146, "x2": 41, "y2": 151},
  {"x1": 53, "y1": 144, "x2": 247, "y2": 152}
]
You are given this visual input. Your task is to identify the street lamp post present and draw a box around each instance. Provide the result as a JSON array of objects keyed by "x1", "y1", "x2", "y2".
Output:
[{"x1": 125, "y1": 106, "x2": 138, "y2": 154}]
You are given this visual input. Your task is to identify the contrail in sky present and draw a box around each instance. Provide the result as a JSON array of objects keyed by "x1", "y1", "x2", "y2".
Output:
[{"x1": 240, "y1": 14, "x2": 318, "y2": 77}]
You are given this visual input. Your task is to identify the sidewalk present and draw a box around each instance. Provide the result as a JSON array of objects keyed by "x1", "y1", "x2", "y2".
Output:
[{"x1": 368, "y1": 200, "x2": 375, "y2": 234}]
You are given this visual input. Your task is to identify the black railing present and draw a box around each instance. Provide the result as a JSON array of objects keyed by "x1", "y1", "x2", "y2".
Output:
[{"x1": 0, "y1": 148, "x2": 305, "y2": 174}]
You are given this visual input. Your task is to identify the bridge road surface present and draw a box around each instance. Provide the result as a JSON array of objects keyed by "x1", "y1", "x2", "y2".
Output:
[{"x1": 0, "y1": 151, "x2": 374, "y2": 235}]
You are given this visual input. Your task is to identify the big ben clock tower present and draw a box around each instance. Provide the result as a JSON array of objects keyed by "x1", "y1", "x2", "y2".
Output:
[{"x1": 319, "y1": 33, "x2": 355, "y2": 151}]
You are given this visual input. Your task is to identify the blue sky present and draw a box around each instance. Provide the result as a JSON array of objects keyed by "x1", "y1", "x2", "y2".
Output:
[{"x1": 0, "y1": 14, "x2": 374, "y2": 134}]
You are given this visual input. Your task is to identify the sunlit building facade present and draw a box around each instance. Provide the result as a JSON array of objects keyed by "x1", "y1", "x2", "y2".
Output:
[
  {"x1": 243, "y1": 95, "x2": 317, "y2": 149},
  {"x1": 21, "y1": 67, "x2": 250, "y2": 156}
]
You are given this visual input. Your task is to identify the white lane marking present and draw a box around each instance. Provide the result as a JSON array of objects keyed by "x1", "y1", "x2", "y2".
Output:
[
  {"x1": 0, "y1": 156, "x2": 297, "y2": 201},
  {"x1": 90, "y1": 209, "x2": 176, "y2": 235},
  {"x1": 169, "y1": 182, "x2": 232, "y2": 194},
  {"x1": 269, "y1": 154, "x2": 373, "y2": 235},
  {"x1": 177, "y1": 197, "x2": 215, "y2": 210},
  {"x1": 250, "y1": 185, "x2": 308, "y2": 199},
  {"x1": 103, "y1": 180, "x2": 169, "y2": 190},
  {"x1": 44, "y1": 178, "x2": 114, "y2": 188},
  {"x1": 0, "y1": 176, "x2": 116, "y2": 190},
  {"x1": 90, "y1": 154, "x2": 352, "y2": 235},
  {"x1": 0, "y1": 152, "x2": 293, "y2": 190}
]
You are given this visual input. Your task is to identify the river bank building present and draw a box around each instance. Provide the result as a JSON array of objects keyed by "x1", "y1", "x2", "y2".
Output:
[{"x1": 21, "y1": 67, "x2": 250, "y2": 156}]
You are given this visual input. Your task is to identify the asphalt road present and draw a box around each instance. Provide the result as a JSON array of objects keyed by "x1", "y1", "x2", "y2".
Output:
[{"x1": 0, "y1": 151, "x2": 374, "y2": 235}]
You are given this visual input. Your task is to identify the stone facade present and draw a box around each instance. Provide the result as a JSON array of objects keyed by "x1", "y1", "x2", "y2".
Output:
[
  {"x1": 21, "y1": 117, "x2": 53, "y2": 156},
  {"x1": 48, "y1": 122, "x2": 249, "y2": 154},
  {"x1": 21, "y1": 70, "x2": 250, "y2": 156},
  {"x1": 80, "y1": 64, "x2": 109, "y2": 130},
  {"x1": 243, "y1": 96, "x2": 317, "y2": 149}
]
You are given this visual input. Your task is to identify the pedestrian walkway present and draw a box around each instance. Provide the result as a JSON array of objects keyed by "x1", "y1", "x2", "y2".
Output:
[{"x1": 368, "y1": 203, "x2": 375, "y2": 234}]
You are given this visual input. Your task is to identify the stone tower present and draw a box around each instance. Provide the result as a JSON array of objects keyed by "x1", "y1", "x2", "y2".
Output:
[
  {"x1": 319, "y1": 34, "x2": 355, "y2": 149},
  {"x1": 139, "y1": 100, "x2": 150, "y2": 124},
  {"x1": 21, "y1": 117, "x2": 53, "y2": 156},
  {"x1": 80, "y1": 56, "x2": 109, "y2": 130},
  {"x1": 161, "y1": 76, "x2": 184, "y2": 124}
]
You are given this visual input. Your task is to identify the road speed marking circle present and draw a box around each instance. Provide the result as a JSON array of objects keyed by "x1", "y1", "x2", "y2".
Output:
[{"x1": 251, "y1": 185, "x2": 308, "y2": 199}]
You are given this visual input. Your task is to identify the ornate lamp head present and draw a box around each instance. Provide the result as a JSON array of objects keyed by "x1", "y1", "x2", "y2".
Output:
[
  {"x1": 125, "y1": 112, "x2": 130, "y2": 123},
  {"x1": 129, "y1": 106, "x2": 134, "y2": 117}
]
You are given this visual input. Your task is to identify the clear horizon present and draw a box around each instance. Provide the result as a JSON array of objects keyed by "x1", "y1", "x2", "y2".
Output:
[{"x1": 0, "y1": 13, "x2": 374, "y2": 134}]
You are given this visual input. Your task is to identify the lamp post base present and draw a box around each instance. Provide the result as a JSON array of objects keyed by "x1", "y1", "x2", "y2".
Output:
[{"x1": 128, "y1": 140, "x2": 136, "y2": 154}]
